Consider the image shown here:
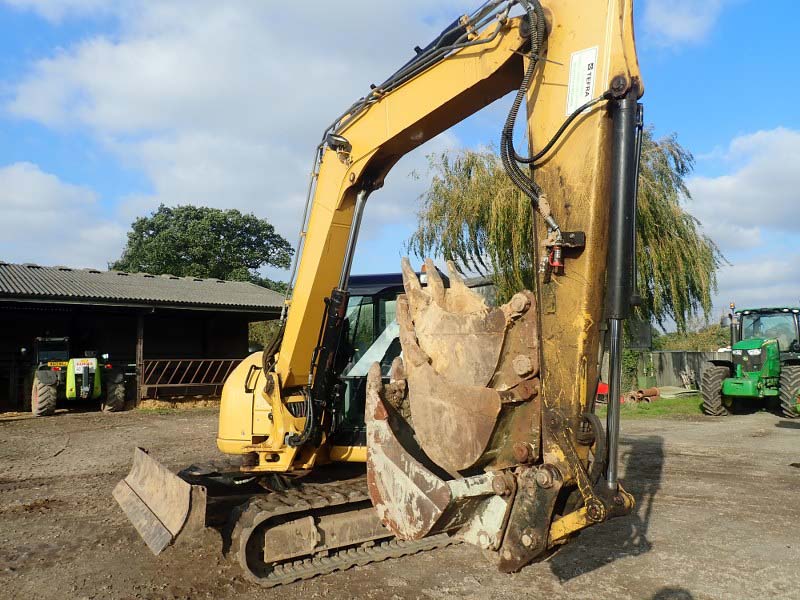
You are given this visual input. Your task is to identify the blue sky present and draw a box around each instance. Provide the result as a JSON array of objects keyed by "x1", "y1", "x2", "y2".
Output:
[{"x1": 1, "y1": 0, "x2": 798, "y2": 325}]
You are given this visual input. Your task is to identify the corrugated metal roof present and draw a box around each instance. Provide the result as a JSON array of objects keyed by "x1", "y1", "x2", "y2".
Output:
[{"x1": 0, "y1": 262, "x2": 283, "y2": 311}]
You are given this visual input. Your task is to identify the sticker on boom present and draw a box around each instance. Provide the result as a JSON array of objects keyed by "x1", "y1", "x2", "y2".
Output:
[{"x1": 566, "y1": 46, "x2": 599, "y2": 115}]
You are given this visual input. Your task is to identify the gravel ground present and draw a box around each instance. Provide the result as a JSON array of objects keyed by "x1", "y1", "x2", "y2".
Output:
[{"x1": 1, "y1": 408, "x2": 798, "y2": 600}]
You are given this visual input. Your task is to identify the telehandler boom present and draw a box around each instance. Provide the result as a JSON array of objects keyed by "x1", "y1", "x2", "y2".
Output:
[{"x1": 115, "y1": 0, "x2": 644, "y2": 586}]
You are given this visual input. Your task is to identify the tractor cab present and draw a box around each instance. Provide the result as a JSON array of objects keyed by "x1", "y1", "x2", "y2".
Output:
[
  {"x1": 33, "y1": 336, "x2": 71, "y2": 366},
  {"x1": 733, "y1": 308, "x2": 800, "y2": 356},
  {"x1": 31, "y1": 337, "x2": 72, "y2": 393}
]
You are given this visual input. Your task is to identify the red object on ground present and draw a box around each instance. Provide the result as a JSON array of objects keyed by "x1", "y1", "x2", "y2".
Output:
[{"x1": 595, "y1": 381, "x2": 609, "y2": 405}]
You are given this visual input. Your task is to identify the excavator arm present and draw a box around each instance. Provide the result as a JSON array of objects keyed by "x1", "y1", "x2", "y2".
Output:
[
  {"x1": 116, "y1": 0, "x2": 644, "y2": 586},
  {"x1": 213, "y1": 6, "x2": 538, "y2": 471},
  {"x1": 216, "y1": 0, "x2": 641, "y2": 472}
]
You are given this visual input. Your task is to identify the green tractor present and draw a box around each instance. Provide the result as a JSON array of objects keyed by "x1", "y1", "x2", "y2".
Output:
[
  {"x1": 27, "y1": 337, "x2": 126, "y2": 417},
  {"x1": 701, "y1": 305, "x2": 800, "y2": 419}
]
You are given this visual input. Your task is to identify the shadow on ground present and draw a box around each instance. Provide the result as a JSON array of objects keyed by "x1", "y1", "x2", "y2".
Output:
[
  {"x1": 651, "y1": 588, "x2": 694, "y2": 599},
  {"x1": 548, "y1": 434, "x2": 665, "y2": 582}
]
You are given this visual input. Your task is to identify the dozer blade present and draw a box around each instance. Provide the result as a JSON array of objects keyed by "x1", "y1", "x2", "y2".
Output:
[{"x1": 113, "y1": 447, "x2": 207, "y2": 555}]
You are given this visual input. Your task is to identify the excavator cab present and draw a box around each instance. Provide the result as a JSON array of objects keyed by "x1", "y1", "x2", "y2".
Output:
[
  {"x1": 333, "y1": 271, "x2": 453, "y2": 445},
  {"x1": 334, "y1": 274, "x2": 406, "y2": 446}
]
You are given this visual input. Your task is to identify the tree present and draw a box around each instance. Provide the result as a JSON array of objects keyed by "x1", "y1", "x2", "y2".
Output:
[
  {"x1": 111, "y1": 204, "x2": 293, "y2": 289},
  {"x1": 408, "y1": 130, "x2": 724, "y2": 332},
  {"x1": 652, "y1": 324, "x2": 730, "y2": 352}
]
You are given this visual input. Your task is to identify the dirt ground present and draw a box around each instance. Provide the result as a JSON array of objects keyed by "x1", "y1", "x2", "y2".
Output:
[{"x1": 1, "y1": 408, "x2": 799, "y2": 600}]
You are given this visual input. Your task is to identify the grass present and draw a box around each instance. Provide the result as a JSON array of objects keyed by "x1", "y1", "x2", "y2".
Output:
[{"x1": 596, "y1": 395, "x2": 703, "y2": 420}]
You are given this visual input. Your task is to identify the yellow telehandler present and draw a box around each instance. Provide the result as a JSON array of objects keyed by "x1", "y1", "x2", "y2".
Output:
[{"x1": 115, "y1": 0, "x2": 644, "y2": 586}]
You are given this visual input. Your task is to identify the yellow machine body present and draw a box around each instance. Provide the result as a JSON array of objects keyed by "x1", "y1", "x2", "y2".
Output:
[
  {"x1": 116, "y1": 0, "x2": 645, "y2": 585},
  {"x1": 217, "y1": 0, "x2": 640, "y2": 472}
]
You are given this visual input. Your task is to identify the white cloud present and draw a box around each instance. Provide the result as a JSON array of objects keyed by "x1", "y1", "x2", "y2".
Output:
[
  {"x1": 716, "y1": 256, "x2": 800, "y2": 309},
  {"x1": 643, "y1": 0, "x2": 727, "y2": 45},
  {"x1": 686, "y1": 127, "x2": 800, "y2": 312},
  {"x1": 688, "y1": 128, "x2": 800, "y2": 251},
  {"x1": 5, "y1": 0, "x2": 474, "y2": 271},
  {"x1": 0, "y1": 162, "x2": 125, "y2": 268},
  {"x1": 1, "y1": 0, "x2": 115, "y2": 22}
]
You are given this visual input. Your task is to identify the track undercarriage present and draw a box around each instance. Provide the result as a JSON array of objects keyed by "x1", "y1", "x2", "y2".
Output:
[{"x1": 115, "y1": 454, "x2": 457, "y2": 587}]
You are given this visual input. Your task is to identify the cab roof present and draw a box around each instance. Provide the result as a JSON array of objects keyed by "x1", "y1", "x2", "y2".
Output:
[{"x1": 736, "y1": 307, "x2": 800, "y2": 315}]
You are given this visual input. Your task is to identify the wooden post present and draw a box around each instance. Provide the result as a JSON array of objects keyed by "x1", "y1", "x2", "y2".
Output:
[{"x1": 136, "y1": 314, "x2": 144, "y2": 405}]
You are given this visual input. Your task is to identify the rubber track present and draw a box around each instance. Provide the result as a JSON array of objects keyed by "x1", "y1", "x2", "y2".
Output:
[
  {"x1": 701, "y1": 364, "x2": 730, "y2": 417},
  {"x1": 228, "y1": 475, "x2": 456, "y2": 587},
  {"x1": 779, "y1": 365, "x2": 800, "y2": 419}
]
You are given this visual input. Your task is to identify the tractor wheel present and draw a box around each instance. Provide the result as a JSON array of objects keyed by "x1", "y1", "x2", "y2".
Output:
[
  {"x1": 103, "y1": 381, "x2": 126, "y2": 412},
  {"x1": 779, "y1": 366, "x2": 800, "y2": 419},
  {"x1": 31, "y1": 376, "x2": 57, "y2": 417},
  {"x1": 701, "y1": 364, "x2": 730, "y2": 417}
]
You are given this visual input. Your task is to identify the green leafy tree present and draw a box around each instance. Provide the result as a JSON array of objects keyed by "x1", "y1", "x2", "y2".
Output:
[
  {"x1": 635, "y1": 130, "x2": 723, "y2": 331},
  {"x1": 249, "y1": 320, "x2": 282, "y2": 350},
  {"x1": 652, "y1": 324, "x2": 730, "y2": 352},
  {"x1": 111, "y1": 204, "x2": 292, "y2": 290},
  {"x1": 408, "y1": 129, "x2": 723, "y2": 332}
]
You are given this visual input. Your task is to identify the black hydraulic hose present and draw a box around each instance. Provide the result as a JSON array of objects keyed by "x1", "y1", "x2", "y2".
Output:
[
  {"x1": 380, "y1": 26, "x2": 503, "y2": 92},
  {"x1": 500, "y1": 0, "x2": 546, "y2": 206},
  {"x1": 286, "y1": 389, "x2": 314, "y2": 447},
  {"x1": 515, "y1": 92, "x2": 612, "y2": 164},
  {"x1": 261, "y1": 324, "x2": 284, "y2": 373},
  {"x1": 393, "y1": 17, "x2": 467, "y2": 76},
  {"x1": 336, "y1": 24, "x2": 506, "y2": 134},
  {"x1": 390, "y1": 2, "x2": 505, "y2": 82},
  {"x1": 329, "y1": 2, "x2": 513, "y2": 138}
]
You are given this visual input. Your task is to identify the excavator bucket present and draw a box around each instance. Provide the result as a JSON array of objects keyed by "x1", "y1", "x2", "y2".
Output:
[
  {"x1": 366, "y1": 258, "x2": 632, "y2": 571},
  {"x1": 394, "y1": 258, "x2": 541, "y2": 473},
  {"x1": 113, "y1": 447, "x2": 207, "y2": 554},
  {"x1": 366, "y1": 259, "x2": 544, "y2": 557}
]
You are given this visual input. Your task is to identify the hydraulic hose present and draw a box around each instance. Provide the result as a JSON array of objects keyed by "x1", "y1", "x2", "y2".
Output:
[
  {"x1": 516, "y1": 93, "x2": 612, "y2": 164},
  {"x1": 499, "y1": 0, "x2": 551, "y2": 223}
]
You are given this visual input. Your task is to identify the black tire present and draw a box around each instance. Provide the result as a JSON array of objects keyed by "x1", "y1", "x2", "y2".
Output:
[
  {"x1": 701, "y1": 364, "x2": 730, "y2": 417},
  {"x1": 103, "y1": 381, "x2": 126, "y2": 412},
  {"x1": 31, "y1": 376, "x2": 57, "y2": 417},
  {"x1": 779, "y1": 365, "x2": 800, "y2": 419}
]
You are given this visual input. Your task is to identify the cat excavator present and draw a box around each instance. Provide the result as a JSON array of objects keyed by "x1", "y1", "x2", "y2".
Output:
[{"x1": 115, "y1": 0, "x2": 644, "y2": 587}]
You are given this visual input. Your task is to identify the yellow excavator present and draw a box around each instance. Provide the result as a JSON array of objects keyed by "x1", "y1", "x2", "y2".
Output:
[{"x1": 115, "y1": 0, "x2": 643, "y2": 587}]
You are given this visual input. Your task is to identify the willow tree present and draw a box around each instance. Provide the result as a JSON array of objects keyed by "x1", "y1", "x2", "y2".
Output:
[{"x1": 408, "y1": 129, "x2": 723, "y2": 332}]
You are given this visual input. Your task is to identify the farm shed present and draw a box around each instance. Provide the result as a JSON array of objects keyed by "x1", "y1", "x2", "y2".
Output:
[{"x1": 0, "y1": 262, "x2": 282, "y2": 411}]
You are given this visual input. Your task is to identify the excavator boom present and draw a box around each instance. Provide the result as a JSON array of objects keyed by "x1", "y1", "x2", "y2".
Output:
[{"x1": 116, "y1": 0, "x2": 643, "y2": 586}]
